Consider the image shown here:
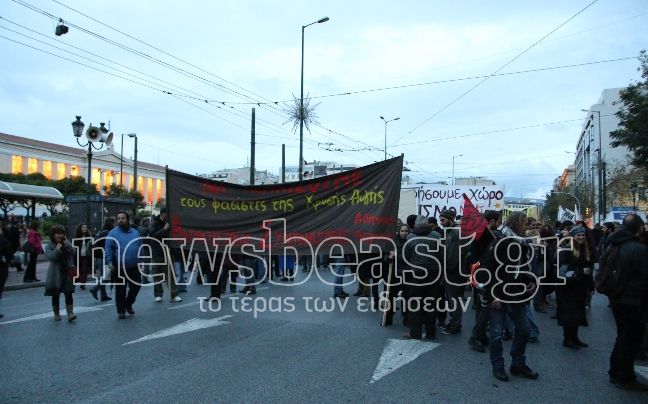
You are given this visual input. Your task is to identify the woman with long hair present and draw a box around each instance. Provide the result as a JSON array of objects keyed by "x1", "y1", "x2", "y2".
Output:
[
  {"x1": 73, "y1": 223, "x2": 92, "y2": 290},
  {"x1": 556, "y1": 226, "x2": 593, "y2": 349},
  {"x1": 383, "y1": 223, "x2": 410, "y2": 327},
  {"x1": 23, "y1": 220, "x2": 44, "y2": 282},
  {"x1": 44, "y1": 225, "x2": 77, "y2": 322}
]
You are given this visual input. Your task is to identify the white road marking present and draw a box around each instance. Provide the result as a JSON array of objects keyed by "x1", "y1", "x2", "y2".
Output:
[
  {"x1": 123, "y1": 315, "x2": 233, "y2": 345},
  {"x1": 370, "y1": 338, "x2": 440, "y2": 383},
  {"x1": 635, "y1": 366, "x2": 648, "y2": 381},
  {"x1": 0, "y1": 305, "x2": 107, "y2": 325}
]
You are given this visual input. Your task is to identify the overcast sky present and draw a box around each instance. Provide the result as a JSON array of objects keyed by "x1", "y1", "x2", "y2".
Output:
[{"x1": 1, "y1": 0, "x2": 646, "y2": 198}]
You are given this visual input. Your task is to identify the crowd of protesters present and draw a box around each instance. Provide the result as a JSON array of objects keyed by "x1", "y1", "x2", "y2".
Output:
[{"x1": 0, "y1": 208, "x2": 647, "y2": 390}]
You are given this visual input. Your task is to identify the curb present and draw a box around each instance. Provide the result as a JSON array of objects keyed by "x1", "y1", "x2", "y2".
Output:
[{"x1": 5, "y1": 282, "x2": 45, "y2": 292}]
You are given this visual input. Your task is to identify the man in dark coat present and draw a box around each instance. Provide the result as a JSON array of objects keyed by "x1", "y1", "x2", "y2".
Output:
[
  {"x1": 403, "y1": 215, "x2": 443, "y2": 340},
  {"x1": 6, "y1": 221, "x2": 23, "y2": 272},
  {"x1": 439, "y1": 209, "x2": 468, "y2": 335},
  {"x1": 149, "y1": 209, "x2": 181, "y2": 302},
  {"x1": 607, "y1": 214, "x2": 648, "y2": 391}
]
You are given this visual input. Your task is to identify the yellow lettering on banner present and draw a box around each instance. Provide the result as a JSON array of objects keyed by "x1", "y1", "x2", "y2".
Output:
[
  {"x1": 211, "y1": 199, "x2": 268, "y2": 215},
  {"x1": 272, "y1": 199, "x2": 294, "y2": 213},
  {"x1": 180, "y1": 198, "x2": 206, "y2": 208},
  {"x1": 305, "y1": 194, "x2": 347, "y2": 211},
  {"x1": 350, "y1": 189, "x2": 385, "y2": 205}
]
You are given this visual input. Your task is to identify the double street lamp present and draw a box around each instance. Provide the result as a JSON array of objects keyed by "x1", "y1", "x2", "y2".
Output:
[
  {"x1": 71, "y1": 116, "x2": 113, "y2": 226},
  {"x1": 380, "y1": 116, "x2": 399, "y2": 161},
  {"x1": 299, "y1": 16, "x2": 329, "y2": 181}
]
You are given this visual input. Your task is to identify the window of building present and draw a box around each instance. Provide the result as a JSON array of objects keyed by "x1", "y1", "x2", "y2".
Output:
[
  {"x1": 56, "y1": 162, "x2": 66, "y2": 179},
  {"x1": 156, "y1": 179, "x2": 164, "y2": 201},
  {"x1": 147, "y1": 178, "x2": 153, "y2": 203},
  {"x1": 105, "y1": 170, "x2": 114, "y2": 186},
  {"x1": 91, "y1": 168, "x2": 101, "y2": 185},
  {"x1": 70, "y1": 165, "x2": 79, "y2": 176},
  {"x1": 11, "y1": 155, "x2": 23, "y2": 174},
  {"x1": 138, "y1": 176, "x2": 144, "y2": 193},
  {"x1": 42, "y1": 161, "x2": 53, "y2": 179},
  {"x1": 27, "y1": 158, "x2": 38, "y2": 174}
]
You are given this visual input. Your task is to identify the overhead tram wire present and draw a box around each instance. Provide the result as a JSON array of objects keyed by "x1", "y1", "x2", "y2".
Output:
[
  {"x1": 391, "y1": 0, "x2": 600, "y2": 145},
  {"x1": 202, "y1": 56, "x2": 636, "y2": 105}
]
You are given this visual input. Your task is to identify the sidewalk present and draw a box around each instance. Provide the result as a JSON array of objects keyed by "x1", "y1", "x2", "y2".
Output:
[{"x1": 4, "y1": 257, "x2": 49, "y2": 291}]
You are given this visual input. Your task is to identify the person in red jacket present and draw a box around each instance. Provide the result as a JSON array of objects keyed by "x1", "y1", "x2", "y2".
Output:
[{"x1": 23, "y1": 220, "x2": 44, "y2": 282}]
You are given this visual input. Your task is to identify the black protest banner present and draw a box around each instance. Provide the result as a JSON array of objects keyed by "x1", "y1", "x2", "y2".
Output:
[{"x1": 166, "y1": 156, "x2": 403, "y2": 252}]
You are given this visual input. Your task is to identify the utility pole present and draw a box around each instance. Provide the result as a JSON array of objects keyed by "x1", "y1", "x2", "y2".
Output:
[
  {"x1": 250, "y1": 108, "x2": 256, "y2": 185},
  {"x1": 282, "y1": 144, "x2": 286, "y2": 183}
]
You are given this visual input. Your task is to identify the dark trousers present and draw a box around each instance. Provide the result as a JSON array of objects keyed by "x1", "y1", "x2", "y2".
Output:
[
  {"x1": 609, "y1": 303, "x2": 645, "y2": 383},
  {"x1": 205, "y1": 260, "x2": 225, "y2": 298},
  {"x1": 408, "y1": 283, "x2": 442, "y2": 339},
  {"x1": 0, "y1": 263, "x2": 8, "y2": 299},
  {"x1": 115, "y1": 266, "x2": 141, "y2": 314},
  {"x1": 489, "y1": 303, "x2": 530, "y2": 369},
  {"x1": 471, "y1": 294, "x2": 490, "y2": 344},
  {"x1": 51, "y1": 292, "x2": 73, "y2": 307},
  {"x1": 24, "y1": 252, "x2": 38, "y2": 281}
]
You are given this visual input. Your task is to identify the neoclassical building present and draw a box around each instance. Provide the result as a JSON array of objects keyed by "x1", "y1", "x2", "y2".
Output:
[{"x1": 0, "y1": 132, "x2": 165, "y2": 204}]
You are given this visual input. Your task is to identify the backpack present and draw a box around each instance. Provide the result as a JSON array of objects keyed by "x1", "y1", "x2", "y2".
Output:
[{"x1": 595, "y1": 244, "x2": 624, "y2": 297}]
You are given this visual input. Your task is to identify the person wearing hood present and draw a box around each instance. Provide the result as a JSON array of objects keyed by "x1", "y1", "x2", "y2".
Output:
[
  {"x1": 105, "y1": 211, "x2": 144, "y2": 319},
  {"x1": 556, "y1": 226, "x2": 594, "y2": 349},
  {"x1": 402, "y1": 215, "x2": 443, "y2": 340},
  {"x1": 383, "y1": 223, "x2": 410, "y2": 327},
  {"x1": 606, "y1": 214, "x2": 648, "y2": 391},
  {"x1": 485, "y1": 212, "x2": 539, "y2": 382}
]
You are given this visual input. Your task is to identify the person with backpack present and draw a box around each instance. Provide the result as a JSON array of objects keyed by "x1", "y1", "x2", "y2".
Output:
[
  {"x1": 556, "y1": 226, "x2": 594, "y2": 349},
  {"x1": 603, "y1": 214, "x2": 648, "y2": 391}
]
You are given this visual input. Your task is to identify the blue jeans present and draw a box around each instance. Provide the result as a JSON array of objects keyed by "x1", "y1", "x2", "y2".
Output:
[
  {"x1": 331, "y1": 258, "x2": 347, "y2": 295},
  {"x1": 489, "y1": 303, "x2": 530, "y2": 369},
  {"x1": 526, "y1": 305, "x2": 540, "y2": 338},
  {"x1": 173, "y1": 261, "x2": 186, "y2": 292}
]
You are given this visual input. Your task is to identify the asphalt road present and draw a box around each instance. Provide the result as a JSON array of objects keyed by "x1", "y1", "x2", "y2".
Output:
[{"x1": 1, "y1": 270, "x2": 646, "y2": 403}]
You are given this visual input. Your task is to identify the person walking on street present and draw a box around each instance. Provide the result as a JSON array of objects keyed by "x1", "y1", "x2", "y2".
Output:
[
  {"x1": 73, "y1": 223, "x2": 92, "y2": 290},
  {"x1": 44, "y1": 226, "x2": 77, "y2": 322},
  {"x1": 439, "y1": 209, "x2": 468, "y2": 335},
  {"x1": 89, "y1": 217, "x2": 115, "y2": 302},
  {"x1": 605, "y1": 214, "x2": 648, "y2": 391},
  {"x1": 556, "y1": 226, "x2": 593, "y2": 350},
  {"x1": 23, "y1": 220, "x2": 44, "y2": 282},
  {"x1": 485, "y1": 212, "x2": 539, "y2": 382},
  {"x1": 105, "y1": 211, "x2": 143, "y2": 319},
  {"x1": 149, "y1": 208, "x2": 181, "y2": 302},
  {"x1": 6, "y1": 221, "x2": 24, "y2": 272}
]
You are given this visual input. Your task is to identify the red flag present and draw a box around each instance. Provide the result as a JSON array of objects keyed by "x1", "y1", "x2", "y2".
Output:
[{"x1": 460, "y1": 193, "x2": 488, "y2": 241}]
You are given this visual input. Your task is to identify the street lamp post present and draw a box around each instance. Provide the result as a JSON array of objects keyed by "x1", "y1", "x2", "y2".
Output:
[
  {"x1": 119, "y1": 133, "x2": 136, "y2": 187},
  {"x1": 71, "y1": 116, "x2": 111, "y2": 227},
  {"x1": 452, "y1": 154, "x2": 463, "y2": 186},
  {"x1": 299, "y1": 16, "x2": 329, "y2": 181},
  {"x1": 128, "y1": 133, "x2": 138, "y2": 218},
  {"x1": 380, "y1": 116, "x2": 399, "y2": 161}
]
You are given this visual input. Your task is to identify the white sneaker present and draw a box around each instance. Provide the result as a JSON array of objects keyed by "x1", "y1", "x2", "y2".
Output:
[
  {"x1": 172, "y1": 296, "x2": 182, "y2": 302},
  {"x1": 155, "y1": 296, "x2": 162, "y2": 302}
]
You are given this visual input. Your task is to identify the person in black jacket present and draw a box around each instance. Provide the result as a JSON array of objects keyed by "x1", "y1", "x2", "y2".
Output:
[
  {"x1": 556, "y1": 226, "x2": 593, "y2": 349},
  {"x1": 149, "y1": 209, "x2": 181, "y2": 302},
  {"x1": 383, "y1": 223, "x2": 410, "y2": 326},
  {"x1": 6, "y1": 221, "x2": 23, "y2": 272},
  {"x1": 402, "y1": 215, "x2": 443, "y2": 340},
  {"x1": 607, "y1": 214, "x2": 648, "y2": 391},
  {"x1": 89, "y1": 217, "x2": 115, "y2": 301},
  {"x1": 485, "y1": 212, "x2": 539, "y2": 382}
]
